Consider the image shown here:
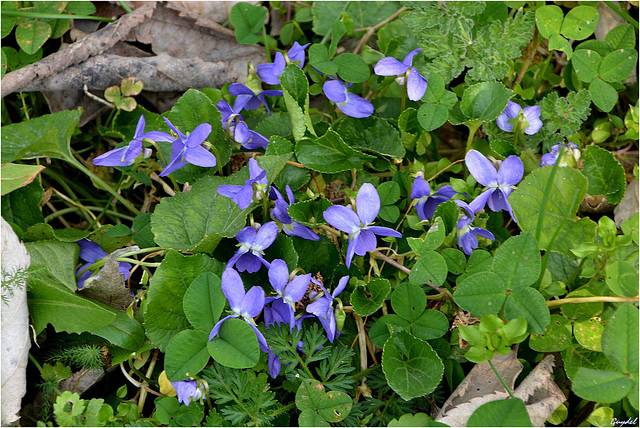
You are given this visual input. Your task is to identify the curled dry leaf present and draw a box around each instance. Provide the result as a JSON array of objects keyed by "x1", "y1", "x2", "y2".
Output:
[
  {"x1": 436, "y1": 348, "x2": 565, "y2": 427},
  {"x1": 614, "y1": 179, "x2": 639, "y2": 227},
  {"x1": 1, "y1": 217, "x2": 31, "y2": 426}
]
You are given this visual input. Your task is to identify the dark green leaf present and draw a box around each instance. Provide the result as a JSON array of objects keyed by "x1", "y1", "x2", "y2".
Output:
[
  {"x1": 296, "y1": 130, "x2": 369, "y2": 173},
  {"x1": 572, "y1": 369, "x2": 634, "y2": 403},
  {"x1": 461, "y1": 82, "x2": 513, "y2": 122},
  {"x1": 442, "y1": 248, "x2": 466, "y2": 275},
  {"x1": 561, "y1": 6, "x2": 599, "y2": 41},
  {"x1": 370, "y1": 314, "x2": 411, "y2": 348},
  {"x1": 144, "y1": 251, "x2": 223, "y2": 351},
  {"x1": 492, "y1": 232, "x2": 540, "y2": 289},
  {"x1": 288, "y1": 198, "x2": 333, "y2": 227},
  {"x1": 91, "y1": 311, "x2": 145, "y2": 351},
  {"x1": 571, "y1": 49, "x2": 601, "y2": 83},
  {"x1": 412, "y1": 310, "x2": 449, "y2": 340},
  {"x1": 409, "y1": 250, "x2": 448, "y2": 287},
  {"x1": 382, "y1": 331, "x2": 444, "y2": 401},
  {"x1": 454, "y1": 272, "x2": 507, "y2": 316},
  {"x1": 337, "y1": 116, "x2": 405, "y2": 159},
  {"x1": 582, "y1": 145, "x2": 626, "y2": 204},
  {"x1": 308, "y1": 44, "x2": 338, "y2": 75},
  {"x1": 292, "y1": 235, "x2": 340, "y2": 282},
  {"x1": 1, "y1": 180, "x2": 44, "y2": 232},
  {"x1": 351, "y1": 278, "x2": 391, "y2": 317},
  {"x1": 230, "y1": 3, "x2": 267, "y2": 45},
  {"x1": 165, "y1": 330, "x2": 211, "y2": 381},
  {"x1": 391, "y1": 282, "x2": 426, "y2": 322},
  {"x1": 183, "y1": 272, "x2": 225, "y2": 333},
  {"x1": 504, "y1": 287, "x2": 550, "y2": 334},
  {"x1": 207, "y1": 318, "x2": 260, "y2": 369},
  {"x1": 604, "y1": 24, "x2": 636, "y2": 51},
  {"x1": 529, "y1": 314, "x2": 572, "y2": 352},
  {"x1": 15, "y1": 19, "x2": 51, "y2": 55},
  {"x1": 467, "y1": 398, "x2": 532, "y2": 427},
  {"x1": 26, "y1": 240, "x2": 78, "y2": 291},
  {"x1": 605, "y1": 261, "x2": 639, "y2": 297},
  {"x1": 589, "y1": 78, "x2": 618, "y2": 112},
  {"x1": 601, "y1": 304, "x2": 639, "y2": 375},
  {"x1": 599, "y1": 48, "x2": 638, "y2": 83},
  {"x1": 333, "y1": 53, "x2": 370, "y2": 83}
]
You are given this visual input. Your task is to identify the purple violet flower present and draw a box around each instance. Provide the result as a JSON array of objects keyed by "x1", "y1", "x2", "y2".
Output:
[
  {"x1": 496, "y1": 100, "x2": 543, "y2": 135},
  {"x1": 159, "y1": 118, "x2": 216, "y2": 177},
  {"x1": 324, "y1": 183, "x2": 402, "y2": 268},
  {"x1": 323, "y1": 79, "x2": 374, "y2": 118},
  {"x1": 216, "y1": 100, "x2": 269, "y2": 150},
  {"x1": 265, "y1": 259, "x2": 311, "y2": 328},
  {"x1": 374, "y1": 48, "x2": 428, "y2": 101},
  {"x1": 270, "y1": 186, "x2": 320, "y2": 241},
  {"x1": 75, "y1": 239, "x2": 131, "y2": 289},
  {"x1": 257, "y1": 42, "x2": 311, "y2": 85},
  {"x1": 411, "y1": 175, "x2": 458, "y2": 221},
  {"x1": 171, "y1": 380, "x2": 204, "y2": 406},
  {"x1": 306, "y1": 276, "x2": 349, "y2": 343},
  {"x1": 465, "y1": 150, "x2": 523, "y2": 221},
  {"x1": 229, "y1": 83, "x2": 282, "y2": 115},
  {"x1": 93, "y1": 115, "x2": 173, "y2": 167},
  {"x1": 209, "y1": 268, "x2": 268, "y2": 352},
  {"x1": 227, "y1": 222, "x2": 278, "y2": 273},
  {"x1": 218, "y1": 158, "x2": 268, "y2": 210},
  {"x1": 540, "y1": 142, "x2": 579, "y2": 167},
  {"x1": 456, "y1": 203, "x2": 495, "y2": 255}
]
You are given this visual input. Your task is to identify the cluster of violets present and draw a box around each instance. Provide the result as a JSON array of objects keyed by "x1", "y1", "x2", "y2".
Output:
[
  {"x1": 91, "y1": 44, "x2": 432, "y2": 174},
  {"x1": 86, "y1": 41, "x2": 582, "y2": 406}
]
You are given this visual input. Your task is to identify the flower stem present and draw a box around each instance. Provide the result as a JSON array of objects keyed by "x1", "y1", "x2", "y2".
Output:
[
  {"x1": 488, "y1": 358, "x2": 515, "y2": 400},
  {"x1": 270, "y1": 402, "x2": 296, "y2": 417},
  {"x1": 69, "y1": 158, "x2": 140, "y2": 215},
  {"x1": 604, "y1": 1, "x2": 639, "y2": 29},
  {"x1": 1, "y1": 10, "x2": 115, "y2": 22},
  {"x1": 547, "y1": 296, "x2": 638, "y2": 307},
  {"x1": 465, "y1": 120, "x2": 483, "y2": 154},
  {"x1": 262, "y1": 24, "x2": 272, "y2": 62}
]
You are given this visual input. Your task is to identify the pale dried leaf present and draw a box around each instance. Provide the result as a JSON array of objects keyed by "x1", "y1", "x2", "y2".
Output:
[
  {"x1": 614, "y1": 179, "x2": 639, "y2": 227},
  {"x1": 436, "y1": 350, "x2": 566, "y2": 427},
  {"x1": 77, "y1": 247, "x2": 138, "y2": 312},
  {"x1": 1, "y1": 217, "x2": 31, "y2": 426},
  {"x1": 513, "y1": 355, "x2": 566, "y2": 426}
]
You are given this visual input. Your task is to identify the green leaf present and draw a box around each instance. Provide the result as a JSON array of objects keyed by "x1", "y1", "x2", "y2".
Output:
[
  {"x1": 308, "y1": 44, "x2": 338, "y2": 75},
  {"x1": 370, "y1": 314, "x2": 410, "y2": 348},
  {"x1": 230, "y1": 2, "x2": 267, "y2": 45},
  {"x1": 1, "y1": 109, "x2": 81, "y2": 163},
  {"x1": 573, "y1": 318, "x2": 604, "y2": 352},
  {"x1": 510, "y1": 166, "x2": 596, "y2": 256},
  {"x1": 255, "y1": 112, "x2": 293, "y2": 138},
  {"x1": 409, "y1": 250, "x2": 448, "y2": 287},
  {"x1": 151, "y1": 154, "x2": 288, "y2": 252},
  {"x1": 601, "y1": 304, "x2": 639, "y2": 375},
  {"x1": 391, "y1": 282, "x2": 426, "y2": 322},
  {"x1": 572, "y1": 369, "x2": 635, "y2": 403},
  {"x1": 562, "y1": 340, "x2": 616, "y2": 380},
  {"x1": 442, "y1": 248, "x2": 466, "y2": 275},
  {"x1": 295, "y1": 379, "x2": 352, "y2": 425},
  {"x1": 1, "y1": 180, "x2": 44, "y2": 232},
  {"x1": 292, "y1": 235, "x2": 340, "y2": 282},
  {"x1": 333, "y1": 53, "x2": 370, "y2": 83},
  {"x1": 296, "y1": 130, "x2": 368, "y2": 173},
  {"x1": 288, "y1": 198, "x2": 333, "y2": 227},
  {"x1": 144, "y1": 251, "x2": 223, "y2": 351},
  {"x1": 504, "y1": 287, "x2": 550, "y2": 334},
  {"x1": 582, "y1": 145, "x2": 626, "y2": 203},
  {"x1": 281, "y1": 65, "x2": 312, "y2": 141},
  {"x1": 417, "y1": 103, "x2": 449, "y2": 132},
  {"x1": 22, "y1": 223, "x2": 89, "y2": 243},
  {"x1": 351, "y1": 278, "x2": 390, "y2": 317},
  {"x1": 388, "y1": 413, "x2": 445, "y2": 427},
  {"x1": 411, "y1": 310, "x2": 449, "y2": 340},
  {"x1": 15, "y1": 19, "x2": 51, "y2": 55},
  {"x1": 167, "y1": 89, "x2": 230, "y2": 168},
  {"x1": 28, "y1": 277, "x2": 116, "y2": 335},
  {"x1": 604, "y1": 24, "x2": 636, "y2": 51},
  {"x1": 548, "y1": 34, "x2": 573, "y2": 60},
  {"x1": 491, "y1": 232, "x2": 540, "y2": 289},
  {"x1": 133, "y1": 213, "x2": 156, "y2": 248},
  {"x1": 589, "y1": 78, "x2": 618, "y2": 113},
  {"x1": 605, "y1": 261, "x2": 639, "y2": 297},
  {"x1": 0, "y1": 163, "x2": 45, "y2": 196},
  {"x1": 538, "y1": 89, "x2": 591, "y2": 142},
  {"x1": 561, "y1": 288, "x2": 603, "y2": 320},
  {"x1": 263, "y1": 234, "x2": 299, "y2": 272},
  {"x1": 183, "y1": 273, "x2": 225, "y2": 332},
  {"x1": 467, "y1": 398, "x2": 532, "y2": 427},
  {"x1": 26, "y1": 240, "x2": 78, "y2": 291},
  {"x1": 337, "y1": 116, "x2": 405, "y2": 159},
  {"x1": 460, "y1": 82, "x2": 512, "y2": 122},
  {"x1": 535, "y1": 5, "x2": 564, "y2": 38},
  {"x1": 91, "y1": 311, "x2": 145, "y2": 351},
  {"x1": 571, "y1": 49, "x2": 601, "y2": 83},
  {"x1": 207, "y1": 318, "x2": 260, "y2": 369},
  {"x1": 454, "y1": 272, "x2": 507, "y2": 316},
  {"x1": 599, "y1": 48, "x2": 638, "y2": 83},
  {"x1": 561, "y1": 5, "x2": 599, "y2": 41},
  {"x1": 382, "y1": 331, "x2": 444, "y2": 401},
  {"x1": 529, "y1": 314, "x2": 572, "y2": 352},
  {"x1": 408, "y1": 218, "x2": 446, "y2": 253},
  {"x1": 165, "y1": 330, "x2": 210, "y2": 381}
]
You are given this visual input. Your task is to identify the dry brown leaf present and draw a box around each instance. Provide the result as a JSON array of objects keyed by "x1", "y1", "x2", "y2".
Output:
[
  {"x1": 614, "y1": 179, "x2": 639, "y2": 227},
  {"x1": 436, "y1": 349, "x2": 566, "y2": 427}
]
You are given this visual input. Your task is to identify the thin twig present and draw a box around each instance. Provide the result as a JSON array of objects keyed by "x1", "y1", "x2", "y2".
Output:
[
  {"x1": 83, "y1": 84, "x2": 115, "y2": 108},
  {"x1": 547, "y1": 296, "x2": 638, "y2": 307},
  {"x1": 353, "y1": 7, "x2": 409, "y2": 54}
]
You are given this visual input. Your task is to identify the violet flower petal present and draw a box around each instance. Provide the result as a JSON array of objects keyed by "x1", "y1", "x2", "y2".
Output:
[
  {"x1": 221, "y1": 268, "x2": 245, "y2": 312},
  {"x1": 241, "y1": 286, "x2": 265, "y2": 318},
  {"x1": 323, "y1": 80, "x2": 347, "y2": 103},
  {"x1": 356, "y1": 183, "x2": 380, "y2": 226},
  {"x1": 374, "y1": 57, "x2": 409, "y2": 76},
  {"x1": 402, "y1": 48, "x2": 421, "y2": 67},
  {"x1": 184, "y1": 145, "x2": 217, "y2": 167},
  {"x1": 497, "y1": 155, "x2": 524, "y2": 186},
  {"x1": 324, "y1": 205, "x2": 361, "y2": 234},
  {"x1": 407, "y1": 68, "x2": 428, "y2": 101},
  {"x1": 268, "y1": 259, "x2": 289, "y2": 294},
  {"x1": 465, "y1": 150, "x2": 498, "y2": 187}
]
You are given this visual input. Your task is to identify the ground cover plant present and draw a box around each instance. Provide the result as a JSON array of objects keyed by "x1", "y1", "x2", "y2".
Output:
[{"x1": 1, "y1": 1, "x2": 639, "y2": 426}]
